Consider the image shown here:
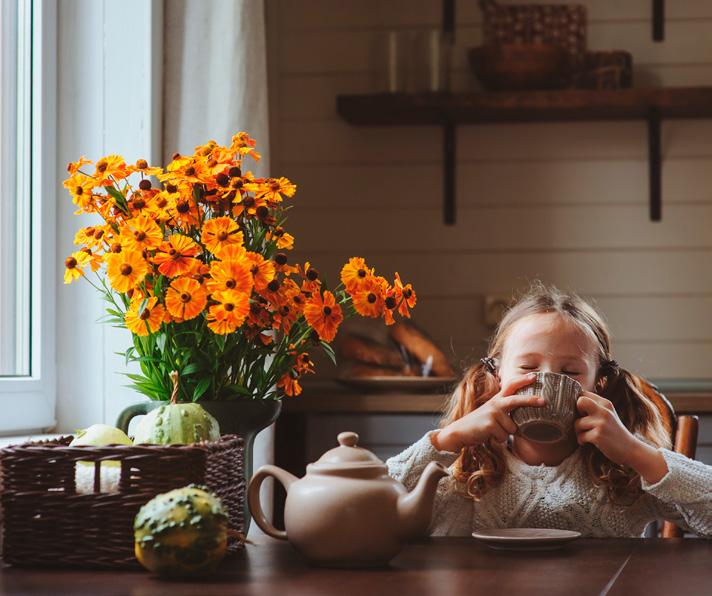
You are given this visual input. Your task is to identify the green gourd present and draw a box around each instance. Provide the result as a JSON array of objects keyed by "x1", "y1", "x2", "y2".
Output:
[
  {"x1": 133, "y1": 372, "x2": 220, "y2": 445},
  {"x1": 134, "y1": 484, "x2": 228, "y2": 576}
]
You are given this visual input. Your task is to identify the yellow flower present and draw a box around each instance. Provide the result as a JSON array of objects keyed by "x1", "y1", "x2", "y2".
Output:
[
  {"x1": 106, "y1": 250, "x2": 149, "y2": 293},
  {"x1": 129, "y1": 158, "x2": 163, "y2": 177},
  {"x1": 207, "y1": 290, "x2": 250, "y2": 334},
  {"x1": 201, "y1": 217, "x2": 244, "y2": 257},
  {"x1": 94, "y1": 154, "x2": 129, "y2": 185},
  {"x1": 230, "y1": 132, "x2": 261, "y2": 161},
  {"x1": 63, "y1": 174, "x2": 96, "y2": 210},
  {"x1": 125, "y1": 297, "x2": 165, "y2": 336},
  {"x1": 120, "y1": 215, "x2": 163, "y2": 252},
  {"x1": 258, "y1": 177, "x2": 297, "y2": 203},
  {"x1": 63, "y1": 251, "x2": 90, "y2": 284},
  {"x1": 165, "y1": 277, "x2": 207, "y2": 320},
  {"x1": 66, "y1": 155, "x2": 92, "y2": 175}
]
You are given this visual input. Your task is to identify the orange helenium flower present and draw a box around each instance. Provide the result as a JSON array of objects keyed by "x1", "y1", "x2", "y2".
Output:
[
  {"x1": 277, "y1": 372, "x2": 302, "y2": 397},
  {"x1": 120, "y1": 215, "x2": 163, "y2": 252},
  {"x1": 245, "y1": 253, "x2": 276, "y2": 291},
  {"x1": 304, "y1": 290, "x2": 343, "y2": 342},
  {"x1": 106, "y1": 250, "x2": 149, "y2": 293},
  {"x1": 207, "y1": 258, "x2": 254, "y2": 294},
  {"x1": 340, "y1": 257, "x2": 373, "y2": 292},
  {"x1": 165, "y1": 277, "x2": 207, "y2": 321},
  {"x1": 125, "y1": 297, "x2": 165, "y2": 336},
  {"x1": 266, "y1": 226, "x2": 294, "y2": 250},
  {"x1": 201, "y1": 216, "x2": 244, "y2": 257},
  {"x1": 393, "y1": 272, "x2": 416, "y2": 318},
  {"x1": 207, "y1": 290, "x2": 250, "y2": 334},
  {"x1": 153, "y1": 234, "x2": 201, "y2": 277},
  {"x1": 351, "y1": 279, "x2": 385, "y2": 319}
]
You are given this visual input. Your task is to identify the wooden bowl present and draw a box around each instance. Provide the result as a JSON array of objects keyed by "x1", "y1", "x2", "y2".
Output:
[{"x1": 468, "y1": 44, "x2": 571, "y2": 91}]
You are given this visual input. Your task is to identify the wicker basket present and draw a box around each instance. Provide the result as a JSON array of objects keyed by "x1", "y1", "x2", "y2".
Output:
[{"x1": 0, "y1": 434, "x2": 244, "y2": 569}]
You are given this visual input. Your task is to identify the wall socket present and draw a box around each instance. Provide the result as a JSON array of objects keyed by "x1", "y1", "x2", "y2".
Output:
[{"x1": 483, "y1": 295, "x2": 511, "y2": 327}]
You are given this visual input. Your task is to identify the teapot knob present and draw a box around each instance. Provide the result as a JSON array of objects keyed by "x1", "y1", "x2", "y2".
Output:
[{"x1": 337, "y1": 431, "x2": 359, "y2": 447}]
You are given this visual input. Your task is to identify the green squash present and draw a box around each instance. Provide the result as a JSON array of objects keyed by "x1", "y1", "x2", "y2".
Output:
[
  {"x1": 134, "y1": 484, "x2": 228, "y2": 576},
  {"x1": 132, "y1": 372, "x2": 220, "y2": 445},
  {"x1": 132, "y1": 402, "x2": 220, "y2": 445}
]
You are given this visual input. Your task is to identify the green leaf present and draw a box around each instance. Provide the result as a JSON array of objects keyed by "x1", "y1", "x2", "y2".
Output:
[
  {"x1": 106, "y1": 185, "x2": 130, "y2": 215},
  {"x1": 320, "y1": 340, "x2": 337, "y2": 366},
  {"x1": 192, "y1": 377, "x2": 212, "y2": 401},
  {"x1": 181, "y1": 362, "x2": 200, "y2": 376},
  {"x1": 223, "y1": 384, "x2": 252, "y2": 397}
]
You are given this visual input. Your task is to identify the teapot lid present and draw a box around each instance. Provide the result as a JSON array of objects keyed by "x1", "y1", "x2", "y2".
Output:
[{"x1": 311, "y1": 432, "x2": 385, "y2": 471}]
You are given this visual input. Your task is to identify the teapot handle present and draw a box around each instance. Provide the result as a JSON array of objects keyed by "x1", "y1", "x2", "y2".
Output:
[{"x1": 247, "y1": 464, "x2": 297, "y2": 540}]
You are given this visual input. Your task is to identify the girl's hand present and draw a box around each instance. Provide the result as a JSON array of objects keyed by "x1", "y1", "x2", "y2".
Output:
[
  {"x1": 575, "y1": 392, "x2": 637, "y2": 465},
  {"x1": 433, "y1": 373, "x2": 546, "y2": 451},
  {"x1": 575, "y1": 391, "x2": 669, "y2": 483}
]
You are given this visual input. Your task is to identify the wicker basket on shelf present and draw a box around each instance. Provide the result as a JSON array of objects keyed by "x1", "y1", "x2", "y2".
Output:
[{"x1": 0, "y1": 434, "x2": 244, "y2": 569}]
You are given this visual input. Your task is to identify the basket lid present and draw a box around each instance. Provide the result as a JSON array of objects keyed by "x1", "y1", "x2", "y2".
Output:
[{"x1": 310, "y1": 432, "x2": 384, "y2": 471}]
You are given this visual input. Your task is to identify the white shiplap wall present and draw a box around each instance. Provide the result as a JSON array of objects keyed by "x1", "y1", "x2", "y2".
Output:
[{"x1": 265, "y1": 1, "x2": 712, "y2": 459}]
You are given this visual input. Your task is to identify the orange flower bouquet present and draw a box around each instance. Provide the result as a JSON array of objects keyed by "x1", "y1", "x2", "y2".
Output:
[{"x1": 63, "y1": 132, "x2": 416, "y2": 402}]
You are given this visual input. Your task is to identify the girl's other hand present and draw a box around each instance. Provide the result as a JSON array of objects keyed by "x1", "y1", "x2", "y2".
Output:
[
  {"x1": 574, "y1": 392, "x2": 637, "y2": 465},
  {"x1": 433, "y1": 373, "x2": 546, "y2": 452},
  {"x1": 575, "y1": 391, "x2": 670, "y2": 483}
]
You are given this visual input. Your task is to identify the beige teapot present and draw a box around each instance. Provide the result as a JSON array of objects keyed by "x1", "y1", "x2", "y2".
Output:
[{"x1": 248, "y1": 431, "x2": 449, "y2": 567}]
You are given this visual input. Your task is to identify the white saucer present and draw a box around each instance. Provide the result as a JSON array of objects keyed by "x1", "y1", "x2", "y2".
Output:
[{"x1": 472, "y1": 528, "x2": 581, "y2": 551}]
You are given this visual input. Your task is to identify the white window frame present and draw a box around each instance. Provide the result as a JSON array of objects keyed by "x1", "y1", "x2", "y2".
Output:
[{"x1": 0, "y1": 0, "x2": 56, "y2": 434}]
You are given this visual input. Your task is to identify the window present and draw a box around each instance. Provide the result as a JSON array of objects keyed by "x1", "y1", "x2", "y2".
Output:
[{"x1": 0, "y1": 0, "x2": 56, "y2": 434}]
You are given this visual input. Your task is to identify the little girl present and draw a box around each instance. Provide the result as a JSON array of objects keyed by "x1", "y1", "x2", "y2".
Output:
[{"x1": 387, "y1": 283, "x2": 712, "y2": 537}]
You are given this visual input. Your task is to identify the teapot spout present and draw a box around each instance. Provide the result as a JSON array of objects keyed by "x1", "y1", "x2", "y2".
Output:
[{"x1": 397, "y1": 461, "x2": 449, "y2": 539}]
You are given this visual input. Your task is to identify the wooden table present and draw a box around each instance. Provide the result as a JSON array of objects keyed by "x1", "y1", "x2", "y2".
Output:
[{"x1": 1, "y1": 538, "x2": 710, "y2": 595}]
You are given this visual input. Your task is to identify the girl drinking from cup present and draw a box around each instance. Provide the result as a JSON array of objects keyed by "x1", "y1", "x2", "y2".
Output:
[{"x1": 387, "y1": 282, "x2": 712, "y2": 537}]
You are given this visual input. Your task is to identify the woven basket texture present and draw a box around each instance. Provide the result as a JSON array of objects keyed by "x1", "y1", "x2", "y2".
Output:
[{"x1": 0, "y1": 434, "x2": 244, "y2": 568}]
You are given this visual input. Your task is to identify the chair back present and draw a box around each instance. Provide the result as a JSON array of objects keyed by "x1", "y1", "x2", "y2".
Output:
[{"x1": 636, "y1": 378, "x2": 699, "y2": 538}]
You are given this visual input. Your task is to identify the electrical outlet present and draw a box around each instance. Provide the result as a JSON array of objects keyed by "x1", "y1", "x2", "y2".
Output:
[{"x1": 483, "y1": 295, "x2": 510, "y2": 327}]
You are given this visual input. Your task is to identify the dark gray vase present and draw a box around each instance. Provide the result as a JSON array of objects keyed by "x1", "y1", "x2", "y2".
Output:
[{"x1": 116, "y1": 397, "x2": 282, "y2": 533}]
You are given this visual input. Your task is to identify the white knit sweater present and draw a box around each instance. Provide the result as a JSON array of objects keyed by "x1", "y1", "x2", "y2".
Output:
[{"x1": 386, "y1": 432, "x2": 712, "y2": 538}]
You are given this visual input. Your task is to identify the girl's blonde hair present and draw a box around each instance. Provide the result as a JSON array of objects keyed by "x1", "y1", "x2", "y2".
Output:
[{"x1": 443, "y1": 281, "x2": 671, "y2": 503}]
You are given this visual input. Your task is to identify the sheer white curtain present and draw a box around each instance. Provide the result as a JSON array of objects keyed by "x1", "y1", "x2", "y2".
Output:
[{"x1": 164, "y1": 0, "x2": 273, "y2": 536}]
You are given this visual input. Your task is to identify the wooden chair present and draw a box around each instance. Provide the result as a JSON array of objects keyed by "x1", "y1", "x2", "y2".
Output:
[{"x1": 638, "y1": 379, "x2": 699, "y2": 538}]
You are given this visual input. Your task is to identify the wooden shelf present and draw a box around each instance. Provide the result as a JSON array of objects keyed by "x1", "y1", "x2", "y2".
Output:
[
  {"x1": 337, "y1": 86, "x2": 712, "y2": 223},
  {"x1": 337, "y1": 87, "x2": 712, "y2": 125}
]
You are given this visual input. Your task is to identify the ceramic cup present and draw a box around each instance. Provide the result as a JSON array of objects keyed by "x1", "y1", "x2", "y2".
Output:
[{"x1": 511, "y1": 371, "x2": 582, "y2": 443}]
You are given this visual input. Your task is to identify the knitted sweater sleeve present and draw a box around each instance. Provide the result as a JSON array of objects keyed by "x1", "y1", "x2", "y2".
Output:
[
  {"x1": 641, "y1": 448, "x2": 712, "y2": 537},
  {"x1": 386, "y1": 431, "x2": 459, "y2": 490},
  {"x1": 386, "y1": 432, "x2": 474, "y2": 536}
]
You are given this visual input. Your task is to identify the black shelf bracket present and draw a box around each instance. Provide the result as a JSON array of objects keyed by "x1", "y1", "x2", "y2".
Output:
[
  {"x1": 443, "y1": 122, "x2": 456, "y2": 225},
  {"x1": 648, "y1": 108, "x2": 662, "y2": 222},
  {"x1": 442, "y1": 0, "x2": 456, "y2": 224},
  {"x1": 653, "y1": 0, "x2": 665, "y2": 41}
]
